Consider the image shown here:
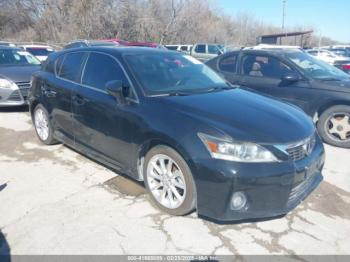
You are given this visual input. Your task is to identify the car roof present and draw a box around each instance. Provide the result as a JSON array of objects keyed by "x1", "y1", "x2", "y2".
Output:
[
  {"x1": 50, "y1": 46, "x2": 179, "y2": 59},
  {"x1": 225, "y1": 48, "x2": 303, "y2": 56},
  {"x1": 20, "y1": 44, "x2": 53, "y2": 48}
]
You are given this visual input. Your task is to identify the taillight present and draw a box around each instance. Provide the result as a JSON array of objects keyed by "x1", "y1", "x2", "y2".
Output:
[{"x1": 342, "y1": 64, "x2": 350, "y2": 70}]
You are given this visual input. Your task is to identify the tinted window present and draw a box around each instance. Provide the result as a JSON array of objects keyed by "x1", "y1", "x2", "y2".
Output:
[
  {"x1": 82, "y1": 52, "x2": 127, "y2": 90},
  {"x1": 44, "y1": 58, "x2": 55, "y2": 73},
  {"x1": 55, "y1": 55, "x2": 64, "y2": 75},
  {"x1": 242, "y1": 54, "x2": 293, "y2": 78},
  {"x1": 59, "y1": 52, "x2": 86, "y2": 82},
  {"x1": 166, "y1": 46, "x2": 178, "y2": 50},
  {"x1": 26, "y1": 48, "x2": 54, "y2": 56},
  {"x1": 219, "y1": 55, "x2": 237, "y2": 73},
  {"x1": 180, "y1": 46, "x2": 188, "y2": 51},
  {"x1": 195, "y1": 45, "x2": 206, "y2": 53}
]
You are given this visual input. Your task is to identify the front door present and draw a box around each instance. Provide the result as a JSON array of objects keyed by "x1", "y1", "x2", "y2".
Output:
[
  {"x1": 238, "y1": 53, "x2": 314, "y2": 114},
  {"x1": 72, "y1": 52, "x2": 137, "y2": 171}
]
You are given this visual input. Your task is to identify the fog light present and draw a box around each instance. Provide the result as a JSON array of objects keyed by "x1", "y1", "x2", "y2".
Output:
[{"x1": 231, "y1": 192, "x2": 247, "y2": 210}]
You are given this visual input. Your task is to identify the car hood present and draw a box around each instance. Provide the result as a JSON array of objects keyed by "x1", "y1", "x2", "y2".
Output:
[
  {"x1": 313, "y1": 79, "x2": 350, "y2": 93},
  {"x1": 158, "y1": 89, "x2": 315, "y2": 144},
  {"x1": 0, "y1": 65, "x2": 41, "y2": 83}
]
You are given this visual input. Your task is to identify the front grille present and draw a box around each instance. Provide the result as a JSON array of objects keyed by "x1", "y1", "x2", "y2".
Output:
[
  {"x1": 285, "y1": 135, "x2": 316, "y2": 161},
  {"x1": 8, "y1": 90, "x2": 22, "y2": 101},
  {"x1": 19, "y1": 88, "x2": 30, "y2": 100},
  {"x1": 16, "y1": 81, "x2": 31, "y2": 89},
  {"x1": 286, "y1": 145, "x2": 306, "y2": 161},
  {"x1": 16, "y1": 81, "x2": 31, "y2": 101},
  {"x1": 287, "y1": 172, "x2": 316, "y2": 206}
]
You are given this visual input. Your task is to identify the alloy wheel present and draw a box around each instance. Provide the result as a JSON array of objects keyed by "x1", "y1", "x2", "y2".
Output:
[
  {"x1": 34, "y1": 108, "x2": 49, "y2": 141},
  {"x1": 326, "y1": 113, "x2": 350, "y2": 142},
  {"x1": 146, "y1": 154, "x2": 186, "y2": 209}
]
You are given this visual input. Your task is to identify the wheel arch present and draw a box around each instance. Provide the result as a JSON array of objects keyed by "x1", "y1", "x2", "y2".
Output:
[
  {"x1": 136, "y1": 136, "x2": 196, "y2": 183},
  {"x1": 315, "y1": 100, "x2": 350, "y2": 121}
]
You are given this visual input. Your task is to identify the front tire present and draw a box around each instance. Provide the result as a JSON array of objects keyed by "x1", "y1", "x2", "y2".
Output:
[
  {"x1": 33, "y1": 104, "x2": 58, "y2": 145},
  {"x1": 317, "y1": 105, "x2": 350, "y2": 148},
  {"x1": 144, "y1": 145, "x2": 196, "y2": 216}
]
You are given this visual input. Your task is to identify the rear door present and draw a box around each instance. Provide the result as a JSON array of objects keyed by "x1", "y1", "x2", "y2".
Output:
[
  {"x1": 72, "y1": 52, "x2": 138, "y2": 169},
  {"x1": 47, "y1": 51, "x2": 87, "y2": 143},
  {"x1": 215, "y1": 52, "x2": 240, "y2": 84},
  {"x1": 238, "y1": 53, "x2": 313, "y2": 113}
]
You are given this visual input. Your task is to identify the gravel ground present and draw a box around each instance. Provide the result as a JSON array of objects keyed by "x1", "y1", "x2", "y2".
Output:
[{"x1": 0, "y1": 109, "x2": 350, "y2": 256}]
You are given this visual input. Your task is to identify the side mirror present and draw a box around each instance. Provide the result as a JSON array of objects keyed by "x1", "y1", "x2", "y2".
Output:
[
  {"x1": 281, "y1": 72, "x2": 300, "y2": 83},
  {"x1": 105, "y1": 80, "x2": 129, "y2": 104}
]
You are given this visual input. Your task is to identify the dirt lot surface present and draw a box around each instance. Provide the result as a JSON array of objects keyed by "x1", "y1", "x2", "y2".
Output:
[{"x1": 1, "y1": 109, "x2": 350, "y2": 255}]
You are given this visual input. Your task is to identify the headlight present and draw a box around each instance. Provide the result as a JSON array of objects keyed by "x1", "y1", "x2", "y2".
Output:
[
  {"x1": 0, "y1": 78, "x2": 17, "y2": 89},
  {"x1": 198, "y1": 133, "x2": 278, "y2": 162}
]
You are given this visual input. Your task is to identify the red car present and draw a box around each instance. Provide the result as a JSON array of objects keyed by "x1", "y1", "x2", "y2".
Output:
[{"x1": 103, "y1": 38, "x2": 165, "y2": 49}]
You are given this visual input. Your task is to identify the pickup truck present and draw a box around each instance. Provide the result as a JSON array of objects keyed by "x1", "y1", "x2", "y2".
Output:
[{"x1": 190, "y1": 43, "x2": 224, "y2": 62}]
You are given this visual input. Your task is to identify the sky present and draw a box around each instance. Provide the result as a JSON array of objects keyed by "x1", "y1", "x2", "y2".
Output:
[{"x1": 217, "y1": 0, "x2": 350, "y2": 43}]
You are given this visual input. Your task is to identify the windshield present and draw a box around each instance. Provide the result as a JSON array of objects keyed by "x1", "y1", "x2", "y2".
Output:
[
  {"x1": 26, "y1": 48, "x2": 54, "y2": 56},
  {"x1": 0, "y1": 49, "x2": 41, "y2": 66},
  {"x1": 286, "y1": 51, "x2": 350, "y2": 81},
  {"x1": 125, "y1": 53, "x2": 229, "y2": 96}
]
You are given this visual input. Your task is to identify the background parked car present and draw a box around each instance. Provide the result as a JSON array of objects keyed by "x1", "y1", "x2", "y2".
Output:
[
  {"x1": 104, "y1": 38, "x2": 166, "y2": 49},
  {"x1": 0, "y1": 41, "x2": 16, "y2": 47},
  {"x1": 0, "y1": 46, "x2": 41, "y2": 107},
  {"x1": 322, "y1": 45, "x2": 350, "y2": 57},
  {"x1": 306, "y1": 49, "x2": 350, "y2": 74},
  {"x1": 190, "y1": 43, "x2": 224, "y2": 61},
  {"x1": 63, "y1": 40, "x2": 119, "y2": 49},
  {"x1": 165, "y1": 44, "x2": 193, "y2": 54},
  {"x1": 327, "y1": 47, "x2": 350, "y2": 58},
  {"x1": 18, "y1": 44, "x2": 55, "y2": 62},
  {"x1": 206, "y1": 48, "x2": 350, "y2": 148}
]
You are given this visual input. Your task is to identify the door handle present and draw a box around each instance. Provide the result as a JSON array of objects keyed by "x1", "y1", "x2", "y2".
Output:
[
  {"x1": 41, "y1": 85, "x2": 57, "y2": 97},
  {"x1": 73, "y1": 94, "x2": 87, "y2": 106}
]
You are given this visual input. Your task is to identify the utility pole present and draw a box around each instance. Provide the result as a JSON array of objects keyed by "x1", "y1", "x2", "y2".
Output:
[
  {"x1": 282, "y1": 0, "x2": 286, "y2": 32},
  {"x1": 280, "y1": 0, "x2": 287, "y2": 45}
]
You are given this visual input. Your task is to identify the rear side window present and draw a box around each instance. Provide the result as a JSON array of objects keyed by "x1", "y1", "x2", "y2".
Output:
[
  {"x1": 195, "y1": 45, "x2": 206, "y2": 53},
  {"x1": 166, "y1": 46, "x2": 178, "y2": 50},
  {"x1": 82, "y1": 52, "x2": 127, "y2": 90},
  {"x1": 219, "y1": 55, "x2": 237, "y2": 73},
  {"x1": 43, "y1": 58, "x2": 55, "y2": 73},
  {"x1": 55, "y1": 55, "x2": 64, "y2": 75},
  {"x1": 180, "y1": 46, "x2": 188, "y2": 51},
  {"x1": 58, "y1": 52, "x2": 86, "y2": 82}
]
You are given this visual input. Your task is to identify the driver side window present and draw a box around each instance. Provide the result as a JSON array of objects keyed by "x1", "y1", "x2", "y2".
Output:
[{"x1": 242, "y1": 54, "x2": 294, "y2": 79}]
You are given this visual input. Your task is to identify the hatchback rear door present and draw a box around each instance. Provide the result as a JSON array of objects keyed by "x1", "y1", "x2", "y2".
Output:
[{"x1": 48, "y1": 51, "x2": 87, "y2": 143}]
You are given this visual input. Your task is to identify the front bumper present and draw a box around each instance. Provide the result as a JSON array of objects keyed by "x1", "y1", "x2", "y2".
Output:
[
  {"x1": 193, "y1": 137, "x2": 325, "y2": 222},
  {"x1": 0, "y1": 86, "x2": 30, "y2": 107}
]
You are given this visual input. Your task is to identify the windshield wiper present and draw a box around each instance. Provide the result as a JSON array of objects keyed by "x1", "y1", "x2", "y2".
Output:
[
  {"x1": 206, "y1": 85, "x2": 236, "y2": 92},
  {"x1": 167, "y1": 91, "x2": 190, "y2": 96},
  {"x1": 319, "y1": 77, "x2": 342, "y2": 81}
]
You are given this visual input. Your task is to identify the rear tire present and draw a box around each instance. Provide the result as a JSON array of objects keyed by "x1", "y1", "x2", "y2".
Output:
[
  {"x1": 144, "y1": 145, "x2": 196, "y2": 216},
  {"x1": 317, "y1": 105, "x2": 350, "y2": 148},
  {"x1": 33, "y1": 104, "x2": 58, "y2": 145}
]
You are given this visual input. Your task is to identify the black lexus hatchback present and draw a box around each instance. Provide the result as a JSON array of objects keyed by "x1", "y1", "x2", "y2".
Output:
[
  {"x1": 29, "y1": 47, "x2": 324, "y2": 221},
  {"x1": 206, "y1": 49, "x2": 350, "y2": 148}
]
